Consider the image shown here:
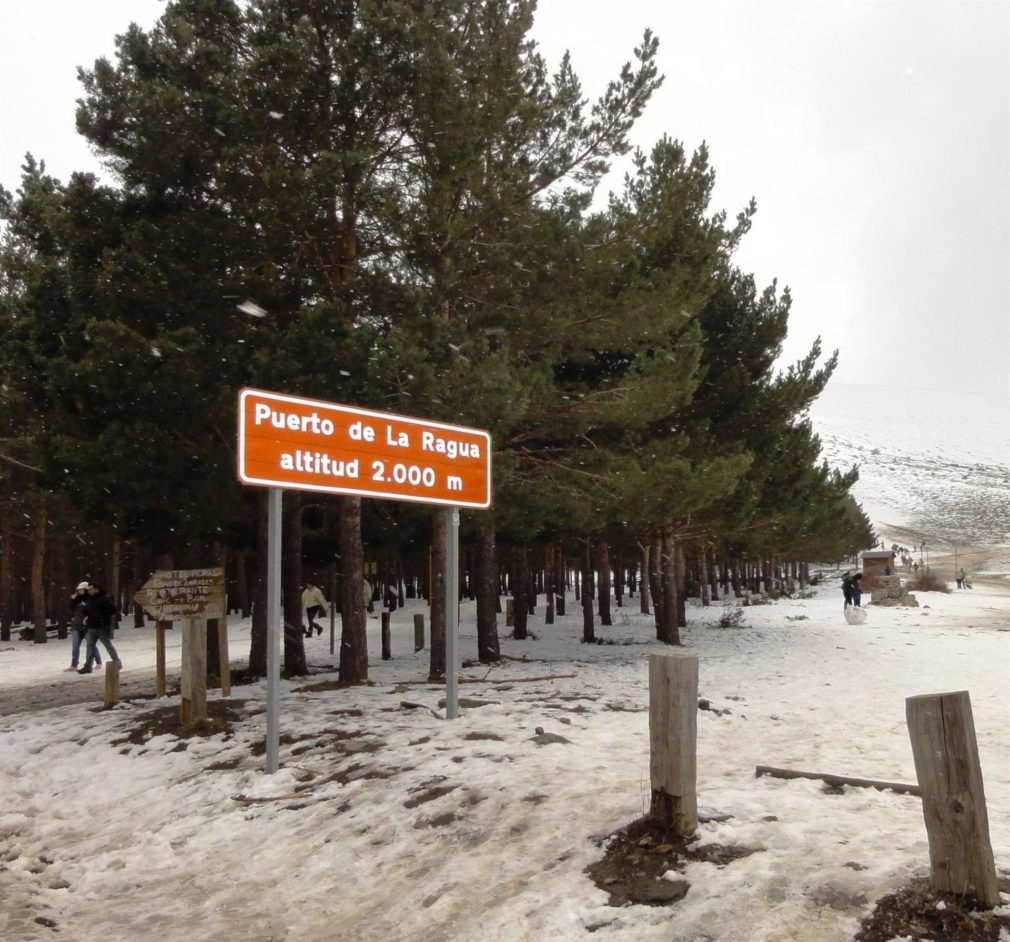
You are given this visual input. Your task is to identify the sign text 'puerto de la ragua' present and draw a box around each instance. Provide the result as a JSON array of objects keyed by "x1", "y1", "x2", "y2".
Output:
[{"x1": 237, "y1": 388, "x2": 492, "y2": 509}]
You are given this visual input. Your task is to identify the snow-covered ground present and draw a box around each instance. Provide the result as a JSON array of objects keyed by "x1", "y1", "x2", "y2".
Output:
[
  {"x1": 2, "y1": 577, "x2": 1009, "y2": 942},
  {"x1": 810, "y1": 382, "x2": 1010, "y2": 555},
  {"x1": 2, "y1": 379, "x2": 1008, "y2": 941}
]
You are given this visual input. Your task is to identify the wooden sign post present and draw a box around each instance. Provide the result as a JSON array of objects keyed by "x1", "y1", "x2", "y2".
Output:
[
  {"x1": 134, "y1": 568, "x2": 226, "y2": 725},
  {"x1": 906, "y1": 690, "x2": 1000, "y2": 907},
  {"x1": 649, "y1": 651, "x2": 699, "y2": 837}
]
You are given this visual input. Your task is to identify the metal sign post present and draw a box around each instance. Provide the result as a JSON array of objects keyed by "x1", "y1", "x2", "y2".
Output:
[
  {"x1": 266, "y1": 487, "x2": 282, "y2": 774},
  {"x1": 236, "y1": 388, "x2": 492, "y2": 770},
  {"x1": 445, "y1": 506, "x2": 460, "y2": 719}
]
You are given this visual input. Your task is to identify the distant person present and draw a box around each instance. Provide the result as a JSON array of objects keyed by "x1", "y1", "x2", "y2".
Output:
[
  {"x1": 851, "y1": 573, "x2": 863, "y2": 607},
  {"x1": 913, "y1": 562, "x2": 919, "y2": 576},
  {"x1": 78, "y1": 583, "x2": 122, "y2": 673},
  {"x1": 957, "y1": 567, "x2": 965, "y2": 589},
  {"x1": 301, "y1": 581, "x2": 329, "y2": 637},
  {"x1": 841, "y1": 571, "x2": 854, "y2": 609},
  {"x1": 66, "y1": 581, "x2": 101, "y2": 672}
]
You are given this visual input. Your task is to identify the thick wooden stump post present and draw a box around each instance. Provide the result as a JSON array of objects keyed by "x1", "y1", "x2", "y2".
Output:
[
  {"x1": 180, "y1": 618, "x2": 208, "y2": 725},
  {"x1": 906, "y1": 690, "x2": 999, "y2": 907},
  {"x1": 155, "y1": 621, "x2": 167, "y2": 698},
  {"x1": 648, "y1": 652, "x2": 698, "y2": 836},
  {"x1": 505, "y1": 598, "x2": 514, "y2": 627},
  {"x1": 413, "y1": 613, "x2": 425, "y2": 652},
  {"x1": 103, "y1": 661, "x2": 120, "y2": 708},
  {"x1": 381, "y1": 611, "x2": 391, "y2": 660}
]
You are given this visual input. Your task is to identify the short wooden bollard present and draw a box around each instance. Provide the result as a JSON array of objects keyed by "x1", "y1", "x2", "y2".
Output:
[
  {"x1": 648, "y1": 652, "x2": 698, "y2": 836},
  {"x1": 906, "y1": 690, "x2": 999, "y2": 907},
  {"x1": 381, "y1": 611, "x2": 391, "y2": 660},
  {"x1": 180, "y1": 618, "x2": 208, "y2": 725},
  {"x1": 506, "y1": 598, "x2": 514, "y2": 627},
  {"x1": 413, "y1": 613, "x2": 425, "y2": 651},
  {"x1": 103, "y1": 661, "x2": 120, "y2": 708}
]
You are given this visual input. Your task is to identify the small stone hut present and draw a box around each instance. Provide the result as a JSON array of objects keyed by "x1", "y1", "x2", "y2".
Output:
[{"x1": 861, "y1": 550, "x2": 895, "y2": 579}]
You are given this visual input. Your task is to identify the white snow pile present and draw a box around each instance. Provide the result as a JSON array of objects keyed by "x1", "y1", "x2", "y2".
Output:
[{"x1": 2, "y1": 576, "x2": 1009, "y2": 942}]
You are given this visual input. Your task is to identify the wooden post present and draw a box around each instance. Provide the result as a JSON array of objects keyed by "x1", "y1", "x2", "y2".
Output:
[
  {"x1": 180, "y1": 618, "x2": 208, "y2": 725},
  {"x1": 218, "y1": 610, "x2": 231, "y2": 697},
  {"x1": 103, "y1": 661, "x2": 120, "y2": 708},
  {"x1": 155, "y1": 620, "x2": 167, "y2": 698},
  {"x1": 505, "y1": 598, "x2": 514, "y2": 627},
  {"x1": 413, "y1": 613, "x2": 425, "y2": 651},
  {"x1": 648, "y1": 652, "x2": 698, "y2": 836},
  {"x1": 381, "y1": 610, "x2": 391, "y2": 660},
  {"x1": 906, "y1": 691, "x2": 999, "y2": 907}
]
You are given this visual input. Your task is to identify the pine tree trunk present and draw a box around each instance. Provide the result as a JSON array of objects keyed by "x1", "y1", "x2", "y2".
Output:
[
  {"x1": 526, "y1": 562, "x2": 535, "y2": 616},
  {"x1": 595, "y1": 538, "x2": 612, "y2": 626},
  {"x1": 51, "y1": 532, "x2": 69, "y2": 638},
  {"x1": 700, "y1": 544, "x2": 711, "y2": 607},
  {"x1": 649, "y1": 533, "x2": 663, "y2": 630},
  {"x1": 675, "y1": 542, "x2": 687, "y2": 628},
  {"x1": 283, "y1": 493, "x2": 307, "y2": 676},
  {"x1": 658, "y1": 527, "x2": 680, "y2": 644},
  {"x1": 511, "y1": 544, "x2": 528, "y2": 639},
  {"x1": 544, "y1": 543, "x2": 555, "y2": 625},
  {"x1": 428, "y1": 510, "x2": 446, "y2": 679},
  {"x1": 109, "y1": 533, "x2": 121, "y2": 622},
  {"x1": 32, "y1": 505, "x2": 47, "y2": 644},
  {"x1": 708, "y1": 547, "x2": 720, "y2": 602},
  {"x1": 555, "y1": 543, "x2": 566, "y2": 616},
  {"x1": 249, "y1": 491, "x2": 268, "y2": 674},
  {"x1": 475, "y1": 524, "x2": 500, "y2": 662},
  {"x1": 236, "y1": 551, "x2": 251, "y2": 618},
  {"x1": 338, "y1": 496, "x2": 368, "y2": 682},
  {"x1": 1, "y1": 509, "x2": 13, "y2": 641},
  {"x1": 580, "y1": 539, "x2": 595, "y2": 643},
  {"x1": 206, "y1": 543, "x2": 225, "y2": 680},
  {"x1": 639, "y1": 541, "x2": 651, "y2": 616},
  {"x1": 614, "y1": 547, "x2": 624, "y2": 607}
]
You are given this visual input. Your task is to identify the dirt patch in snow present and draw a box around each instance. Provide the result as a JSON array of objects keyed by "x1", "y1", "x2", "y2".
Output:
[
  {"x1": 855, "y1": 876, "x2": 1010, "y2": 942},
  {"x1": 111, "y1": 698, "x2": 249, "y2": 748},
  {"x1": 586, "y1": 815, "x2": 758, "y2": 907}
]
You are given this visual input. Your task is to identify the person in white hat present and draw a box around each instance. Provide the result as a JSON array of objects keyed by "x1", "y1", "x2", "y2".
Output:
[{"x1": 66, "y1": 581, "x2": 101, "y2": 672}]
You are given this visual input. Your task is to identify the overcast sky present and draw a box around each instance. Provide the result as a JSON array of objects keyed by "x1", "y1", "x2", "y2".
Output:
[{"x1": 2, "y1": 1, "x2": 1007, "y2": 400}]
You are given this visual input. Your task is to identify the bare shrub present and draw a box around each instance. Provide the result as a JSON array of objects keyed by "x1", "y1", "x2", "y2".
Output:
[{"x1": 909, "y1": 572, "x2": 951, "y2": 593}]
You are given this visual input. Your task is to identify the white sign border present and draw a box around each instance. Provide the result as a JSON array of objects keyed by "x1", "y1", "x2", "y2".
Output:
[{"x1": 237, "y1": 387, "x2": 493, "y2": 509}]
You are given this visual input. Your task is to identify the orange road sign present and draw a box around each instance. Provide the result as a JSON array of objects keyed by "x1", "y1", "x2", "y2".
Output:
[{"x1": 237, "y1": 388, "x2": 492, "y2": 509}]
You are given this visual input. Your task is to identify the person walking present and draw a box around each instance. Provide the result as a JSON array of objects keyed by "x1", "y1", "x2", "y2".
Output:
[
  {"x1": 301, "y1": 581, "x2": 329, "y2": 637},
  {"x1": 78, "y1": 583, "x2": 122, "y2": 673},
  {"x1": 66, "y1": 581, "x2": 101, "y2": 672}
]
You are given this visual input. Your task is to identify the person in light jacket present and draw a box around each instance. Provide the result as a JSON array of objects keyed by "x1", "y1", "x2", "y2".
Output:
[{"x1": 302, "y1": 582, "x2": 329, "y2": 637}]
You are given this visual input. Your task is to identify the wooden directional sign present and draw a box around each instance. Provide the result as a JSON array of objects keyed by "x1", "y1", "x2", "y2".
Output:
[
  {"x1": 134, "y1": 568, "x2": 226, "y2": 621},
  {"x1": 237, "y1": 387, "x2": 492, "y2": 509}
]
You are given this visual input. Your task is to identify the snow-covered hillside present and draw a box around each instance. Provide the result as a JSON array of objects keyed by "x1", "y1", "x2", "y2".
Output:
[{"x1": 810, "y1": 382, "x2": 1010, "y2": 573}]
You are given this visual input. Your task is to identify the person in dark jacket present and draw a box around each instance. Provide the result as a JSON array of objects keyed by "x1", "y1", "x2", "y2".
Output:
[
  {"x1": 66, "y1": 581, "x2": 101, "y2": 672},
  {"x1": 78, "y1": 583, "x2": 122, "y2": 673},
  {"x1": 841, "y1": 571, "x2": 853, "y2": 609},
  {"x1": 850, "y1": 572, "x2": 864, "y2": 607}
]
